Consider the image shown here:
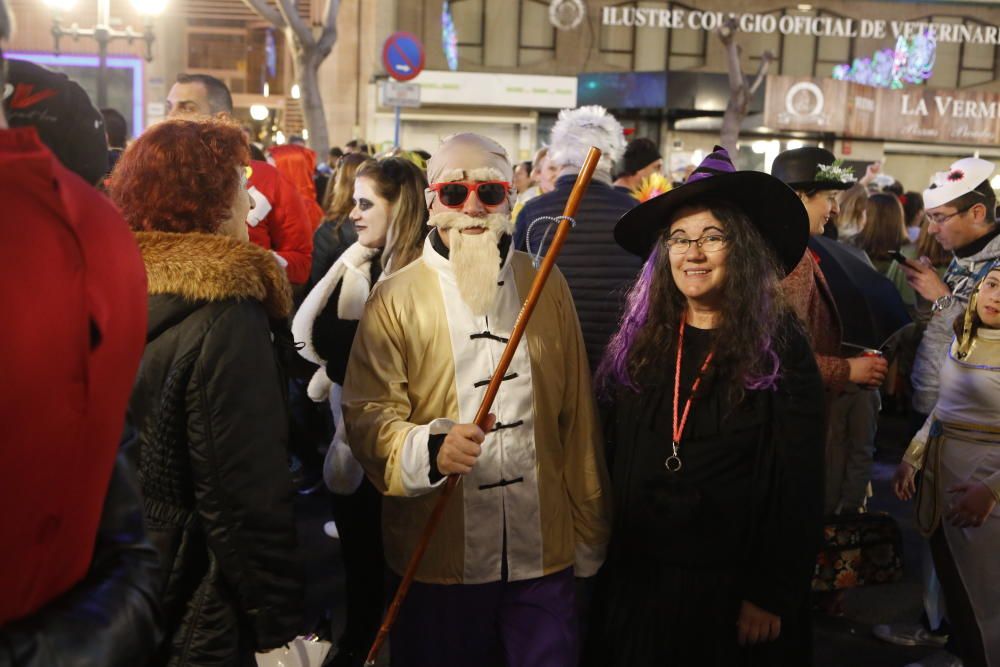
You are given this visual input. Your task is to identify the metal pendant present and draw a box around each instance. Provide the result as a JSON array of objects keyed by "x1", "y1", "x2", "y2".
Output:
[{"x1": 665, "y1": 440, "x2": 683, "y2": 472}]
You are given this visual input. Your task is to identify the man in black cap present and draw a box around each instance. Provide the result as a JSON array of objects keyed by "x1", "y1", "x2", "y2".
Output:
[
  {"x1": 2, "y1": 58, "x2": 109, "y2": 185},
  {"x1": 613, "y1": 137, "x2": 663, "y2": 194}
]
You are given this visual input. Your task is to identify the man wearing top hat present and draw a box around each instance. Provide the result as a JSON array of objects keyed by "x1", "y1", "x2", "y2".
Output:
[{"x1": 901, "y1": 157, "x2": 1000, "y2": 423}]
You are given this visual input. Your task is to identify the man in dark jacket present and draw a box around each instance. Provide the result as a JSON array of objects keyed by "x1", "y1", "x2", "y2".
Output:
[
  {"x1": 515, "y1": 105, "x2": 642, "y2": 369},
  {"x1": 0, "y1": 13, "x2": 161, "y2": 662}
]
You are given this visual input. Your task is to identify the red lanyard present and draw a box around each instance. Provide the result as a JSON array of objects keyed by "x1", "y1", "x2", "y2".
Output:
[{"x1": 666, "y1": 317, "x2": 714, "y2": 472}]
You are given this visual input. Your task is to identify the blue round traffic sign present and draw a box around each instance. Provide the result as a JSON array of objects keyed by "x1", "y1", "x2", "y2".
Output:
[{"x1": 382, "y1": 32, "x2": 425, "y2": 82}]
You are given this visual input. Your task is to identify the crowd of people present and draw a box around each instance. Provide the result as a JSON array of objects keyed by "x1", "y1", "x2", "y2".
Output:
[{"x1": 3, "y1": 0, "x2": 999, "y2": 663}]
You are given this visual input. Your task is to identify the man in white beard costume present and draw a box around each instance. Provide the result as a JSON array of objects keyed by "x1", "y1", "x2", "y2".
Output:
[{"x1": 342, "y1": 133, "x2": 610, "y2": 667}]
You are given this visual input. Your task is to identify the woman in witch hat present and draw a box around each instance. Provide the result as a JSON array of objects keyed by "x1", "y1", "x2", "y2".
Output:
[
  {"x1": 587, "y1": 146, "x2": 826, "y2": 666},
  {"x1": 894, "y1": 261, "x2": 1000, "y2": 667}
]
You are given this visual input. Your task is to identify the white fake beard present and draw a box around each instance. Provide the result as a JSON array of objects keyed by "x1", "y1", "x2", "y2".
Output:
[{"x1": 429, "y1": 211, "x2": 513, "y2": 316}]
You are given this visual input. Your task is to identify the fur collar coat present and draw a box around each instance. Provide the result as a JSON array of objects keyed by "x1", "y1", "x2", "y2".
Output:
[{"x1": 130, "y1": 231, "x2": 303, "y2": 664}]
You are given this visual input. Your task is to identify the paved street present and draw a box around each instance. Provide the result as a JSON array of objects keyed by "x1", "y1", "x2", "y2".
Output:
[{"x1": 297, "y1": 410, "x2": 947, "y2": 667}]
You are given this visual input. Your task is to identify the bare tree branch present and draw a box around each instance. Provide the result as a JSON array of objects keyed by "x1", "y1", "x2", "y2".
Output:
[
  {"x1": 316, "y1": 0, "x2": 342, "y2": 56},
  {"x1": 748, "y1": 50, "x2": 775, "y2": 95},
  {"x1": 276, "y1": 0, "x2": 314, "y2": 47},
  {"x1": 240, "y1": 0, "x2": 285, "y2": 28}
]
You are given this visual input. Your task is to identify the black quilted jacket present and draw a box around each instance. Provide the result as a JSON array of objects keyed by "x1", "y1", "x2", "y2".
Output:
[
  {"x1": 514, "y1": 175, "x2": 642, "y2": 371},
  {"x1": 130, "y1": 232, "x2": 304, "y2": 666}
]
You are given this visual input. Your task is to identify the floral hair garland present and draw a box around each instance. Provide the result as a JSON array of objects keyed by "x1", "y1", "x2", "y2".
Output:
[{"x1": 815, "y1": 159, "x2": 855, "y2": 184}]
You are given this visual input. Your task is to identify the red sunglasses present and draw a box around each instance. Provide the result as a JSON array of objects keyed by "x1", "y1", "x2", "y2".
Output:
[{"x1": 430, "y1": 181, "x2": 511, "y2": 208}]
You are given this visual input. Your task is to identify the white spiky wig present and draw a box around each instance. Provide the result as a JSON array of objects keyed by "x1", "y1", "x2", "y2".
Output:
[{"x1": 549, "y1": 105, "x2": 626, "y2": 173}]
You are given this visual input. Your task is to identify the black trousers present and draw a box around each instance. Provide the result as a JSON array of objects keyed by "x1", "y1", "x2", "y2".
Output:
[
  {"x1": 330, "y1": 477, "x2": 385, "y2": 652},
  {"x1": 930, "y1": 528, "x2": 988, "y2": 667}
]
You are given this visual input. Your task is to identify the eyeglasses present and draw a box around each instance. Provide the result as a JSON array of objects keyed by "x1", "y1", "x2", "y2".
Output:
[
  {"x1": 429, "y1": 181, "x2": 510, "y2": 208},
  {"x1": 665, "y1": 234, "x2": 728, "y2": 255},
  {"x1": 927, "y1": 204, "x2": 974, "y2": 225}
]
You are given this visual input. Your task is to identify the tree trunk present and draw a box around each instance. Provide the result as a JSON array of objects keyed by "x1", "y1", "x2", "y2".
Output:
[
  {"x1": 720, "y1": 97, "x2": 743, "y2": 158},
  {"x1": 292, "y1": 42, "x2": 330, "y2": 158}
]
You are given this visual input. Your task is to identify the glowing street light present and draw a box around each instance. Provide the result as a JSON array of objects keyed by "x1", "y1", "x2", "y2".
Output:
[
  {"x1": 45, "y1": 0, "x2": 165, "y2": 107},
  {"x1": 130, "y1": 0, "x2": 167, "y2": 16},
  {"x1": 250, "y1": 104, "x2": 270, "y2": 121}
]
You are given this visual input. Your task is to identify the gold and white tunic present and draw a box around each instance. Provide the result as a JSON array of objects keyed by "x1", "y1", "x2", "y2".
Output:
[
  {"x1": 343, "y1": 234, "x2": 611, "y2": 585},
  {"x1": 905, "y1": 328, "x2": 1000, "y2": 666}
]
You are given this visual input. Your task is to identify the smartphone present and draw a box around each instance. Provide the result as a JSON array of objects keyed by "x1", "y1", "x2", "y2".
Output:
[{"x1": 889, "y1": 250, "x2": 916, "y2": 268}]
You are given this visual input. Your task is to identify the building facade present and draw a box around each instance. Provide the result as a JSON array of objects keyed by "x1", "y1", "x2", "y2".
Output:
[{"x1": 6, "y1": 0, "x2": 1000, "y2": 189}]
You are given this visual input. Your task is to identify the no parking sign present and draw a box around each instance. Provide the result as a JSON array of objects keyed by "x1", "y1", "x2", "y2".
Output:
[{"x1": 382, "y1": 32, "x2": 425, "y2": 82}]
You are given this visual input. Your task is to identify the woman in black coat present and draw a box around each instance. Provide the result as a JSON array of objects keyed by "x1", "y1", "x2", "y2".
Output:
[
  {"x1": 109, "y1": 119, "x2": 304, "y2": 666},
  {"x1": 588, "y1": 147, "x2": 825, "y2": 667}
]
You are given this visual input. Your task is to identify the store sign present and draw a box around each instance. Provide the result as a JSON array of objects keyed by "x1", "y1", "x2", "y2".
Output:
[
  {"x1": 765, "y1": 75, "x2": 1000, "y2": 146},
  {"x1": 876, "y1": 88, "x2": 1000, "y2": 144},
  {"x1": 601, "y1": 7, "x2": 1000, "y2": 45},
  {"x1": 379, "y1": 80, "x2": 421, "y2": 108},
  {"x1": 764, "y1": 77, "x2": 852, "y2": 133},
  {"x1": 412, "y1": 70, "x2": 577, "y2": 109}
]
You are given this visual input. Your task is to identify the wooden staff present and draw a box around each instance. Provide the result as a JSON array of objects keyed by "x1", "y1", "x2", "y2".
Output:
[{"x1": 363, "y1": 146, "x2": 603, "y2": 666}]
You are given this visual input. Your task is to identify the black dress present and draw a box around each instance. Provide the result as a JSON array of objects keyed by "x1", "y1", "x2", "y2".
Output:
[{"x1": 587, "y1": 316, "x2": 825, "y2": 667}]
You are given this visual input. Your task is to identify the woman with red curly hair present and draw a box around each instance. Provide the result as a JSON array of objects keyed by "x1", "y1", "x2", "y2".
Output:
[{"x1": 108, "y1": 118, "x2": 304, "y2": 666}]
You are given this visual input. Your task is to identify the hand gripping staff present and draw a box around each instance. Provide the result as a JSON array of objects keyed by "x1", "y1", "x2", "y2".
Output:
[{"x1": 364, "y1": 146, "x2": 603, "y2": 666}]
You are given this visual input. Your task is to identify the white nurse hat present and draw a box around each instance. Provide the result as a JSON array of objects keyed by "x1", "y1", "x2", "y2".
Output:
[{"x1": 923, "y1": 157, "x2": 995, "y2": 210}]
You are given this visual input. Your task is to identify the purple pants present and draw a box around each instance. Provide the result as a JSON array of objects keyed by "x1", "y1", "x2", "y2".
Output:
[{"x1": 390, "y1": 567, "x2": 578, "y2": 667}]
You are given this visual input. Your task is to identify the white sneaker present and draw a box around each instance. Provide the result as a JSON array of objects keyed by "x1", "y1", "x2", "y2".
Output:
[
  {"x1": 323, "y1": 521, "x2": 340, "y2": 539},
  {"x1": 904, "y1": 650, "x2": 964, "y2": 667},
  {"x1": 873, "y1": 623, "x2": 949, "y2": 647}
]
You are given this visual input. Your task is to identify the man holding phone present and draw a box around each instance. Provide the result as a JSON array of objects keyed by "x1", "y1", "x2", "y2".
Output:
[{"x1": 901, "y1": 157, "x2": 1000, "y2": 423}]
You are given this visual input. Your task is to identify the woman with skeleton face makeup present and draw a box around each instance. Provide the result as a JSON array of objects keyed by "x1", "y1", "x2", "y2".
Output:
[{"x1": 292, "y1": 155, "x2": 429, "y2": 666}]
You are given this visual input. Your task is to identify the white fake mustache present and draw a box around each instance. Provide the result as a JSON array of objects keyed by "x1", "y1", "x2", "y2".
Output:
[{"x1": 428, "y1": 212, "x2": 513, "y2": 316}]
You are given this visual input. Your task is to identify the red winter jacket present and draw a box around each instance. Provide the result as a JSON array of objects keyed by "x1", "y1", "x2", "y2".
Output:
[
  {"x1": 270, "y1": 144, "x2": 325, "y2": 231},
  {"x1": 247, "y1": 160, "x2": 314, "y2": 285},
  {"x1": 0, "y1": 127, "x2": 148, "y2": 624}
]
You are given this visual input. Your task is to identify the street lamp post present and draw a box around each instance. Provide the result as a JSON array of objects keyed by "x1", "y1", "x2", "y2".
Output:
[{"x1": 45, "y1": 0, "x2": 165, "y2": 108}]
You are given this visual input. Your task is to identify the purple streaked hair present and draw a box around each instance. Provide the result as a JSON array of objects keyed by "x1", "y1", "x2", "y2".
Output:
[
  {"x1": 596, "y1": 206, "x2": 786, "y2": 400},
  {"x1": 595, "y1": 246, "x2": 660, "y2": 393}
]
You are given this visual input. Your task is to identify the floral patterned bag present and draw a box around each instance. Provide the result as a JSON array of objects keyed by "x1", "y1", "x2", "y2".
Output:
[{"x1": 811, "y1": 512, "x2": 904, "y2": 591}]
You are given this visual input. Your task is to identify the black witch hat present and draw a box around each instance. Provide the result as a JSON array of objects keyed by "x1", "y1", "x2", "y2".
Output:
[{"x1": 614, "y1": 145, "x2": 809, "y2": 275}]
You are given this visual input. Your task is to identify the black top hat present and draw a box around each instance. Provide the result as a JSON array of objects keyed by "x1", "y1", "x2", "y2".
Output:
[
  {"x1": 771, "y1": 146, "x2": 855, "y2": 192},
  {"x1": 614, "y1": 145, "x2": 808, "y2": 275}
]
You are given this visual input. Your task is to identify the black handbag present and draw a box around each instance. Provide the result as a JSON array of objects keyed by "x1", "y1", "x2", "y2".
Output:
[{"x1": 812, "y1": 512, "x2": 904, "y2": 592}]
